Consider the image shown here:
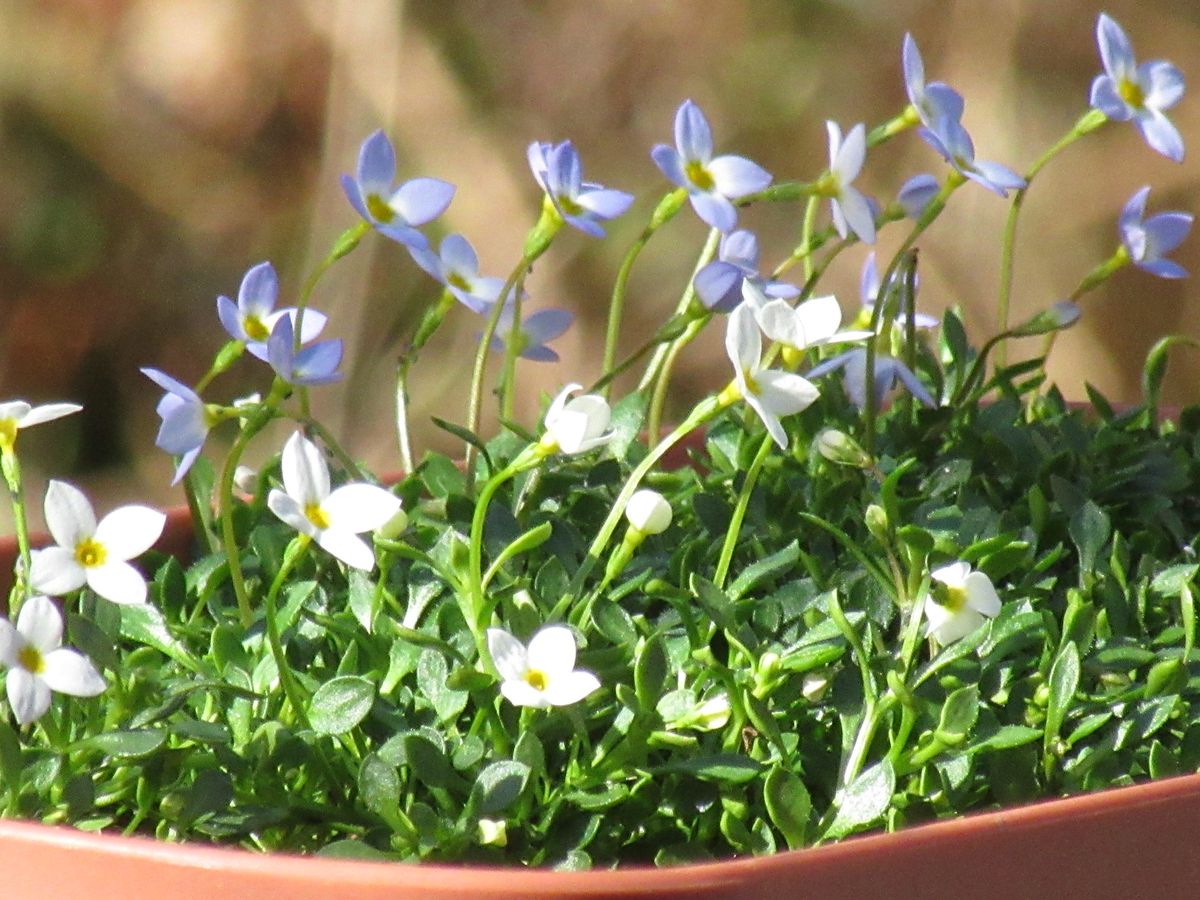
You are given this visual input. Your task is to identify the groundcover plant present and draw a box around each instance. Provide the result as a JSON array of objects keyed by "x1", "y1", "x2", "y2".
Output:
[{"x1": 0, "y1": 13, "x2": 1196, "y2": 868}]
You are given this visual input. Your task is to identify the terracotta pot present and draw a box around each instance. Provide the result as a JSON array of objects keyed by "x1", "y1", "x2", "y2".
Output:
[{"x1": 4, "y1": 469, "x2": 1200, "y2": 897}]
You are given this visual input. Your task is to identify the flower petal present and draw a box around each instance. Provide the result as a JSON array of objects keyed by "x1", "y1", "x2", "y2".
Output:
[
  {"x1": 17, "y1": 403, "x2": 82, "y2": 428},
  {"x1": 1136, "y1": 109, "x2": 1184, "y2": 163},
  {"x1": 755, "y1": 370, "x2": 820, "y2": 418},
  {"x1": 576, "y1": 188, "x2": 634, "y2": 220},
  {"x1": 42, "y1": 648, "x2": 106, "y2": 697},
  {"x1": 542, "y1": 670, "x2": 601, "y2": 707},
  {"x1": 44, "y1": 480, "x2": 96, "y2": 550},
  {"x1": 316, "y1": 529, "x2": 376, "y2": 571},
  {"x1": 835, "y1": 186, "x2": 877, "y2": 244},
  {"x1": 357, "y1": 130, "x2": 397, "y2": 196},
  {"x1": 964, "y1": 571, "x2": 1002, "y2": 617},
  {"x1": 7, "y1": 668, "x2": 50, "y2": 725},
  {"x1": 526, "y1": 625, "x2": 578, "y2": 677},
  {"x1": 87, "y1": 561, "x2": 148, "y2": 605},
  {"x1": 281, "y1": 431, "x2": 330, "y2": 505},
  {"x1": 725, "y1": 302, "x2": 762, "y2": 373},
  {"x1": 323, "y1": 484, "x2": 402, "y2": 533},
  {"x1": 237, "y1": 262, "x2": 278, "y2": 317},
  {"x1": 487, "y1": 628, "x2": 528, "y2": 683},
  {"x1": 707, "y1": 154, "x2": 772, "y2": 198},
  {"x1": 675, "y1": 100, "x2": 713, "y2": 162},
  {"x1": 29, "y1": 548, "x2": 87, "y2": 596},
  {"x1": 689, "y1": 192, "x2": 737, "y2": 233},
  {"x1": 1096, "y1": 14, "x2": 1135, "y2": 81},
  {"x1": 500, "y1": 680, "x2": 550, "y2": 709},
  {"x1": 267, "y1": 490, "x2": 317, "y2": 538},
  {"x1": 391, "y1": 178, "x2": 455, "y2": 227},
  {"x1": 94, "y1": 506, "x2": 166, "y2": 561},
  {"x1": 650, "y1": 145, "x2": 687, "y2": 188},
  {"x1": 16, "y1": 596, "x2": 63, "y2": 653}
]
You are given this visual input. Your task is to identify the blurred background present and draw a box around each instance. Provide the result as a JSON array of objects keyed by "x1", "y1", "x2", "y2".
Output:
[{"x1": 0, "y1": 0, "x2": 1196, "y2": 533}]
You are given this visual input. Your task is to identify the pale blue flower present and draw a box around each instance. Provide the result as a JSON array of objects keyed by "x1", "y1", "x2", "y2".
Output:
[
  {"x1": 1119, "y1": 186, "x2": 1193, "y2": 279},
  {"x1": 527, "y1": 141, "x2": 634, "y2": 238},
  {"x1": 651, "y1": 100, "x2": 772, "y2": 233},
  {"x1": 267, "y1": 315, "x2": 343, "y2": 386},
  {"x1": 217, "y1": 262, "x2": 327, "y2": 362},
  {"x1": 693, "y1": 230, "x2": 799, "y2": 313},
  {"x1": 897, "y1": 173, "x2": 940, "y2": 219},
  {"x1": 490, "y1": 309, "x2": 574, "y2": 362},
  {"x1": 341, "y1": 130, "x2": 455, "y2": 251},
  {"x1": 808, "y1": 348, "x2": 935, "y2": 411},
  {"x1": 1090, "y1": 13, "x2": 1185, "y2": 162},
  {"x1": 920, "y1": 117, "x2": 1025, "y2": 198},
  {"x1": 903, "y1": 33, "x2": 965, "y2": 128},
  {"x1": 825, "y1": 121, "x2": 875, "y2": 244},
  {"x1": 410, "y1": 234, "x2": 509, "y2": 313},
  {"x1": 140, "y1": 368, "x2": 211, "y2": 484}
]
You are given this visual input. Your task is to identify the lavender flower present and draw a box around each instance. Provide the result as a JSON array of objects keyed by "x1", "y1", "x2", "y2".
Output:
[
  {"x1": 341, "y1": 130, "x2": 455, "y2": 251},
  {"x1": 808, "y1": 348, "x2": 935, "y2": 411},
  {"x1": 267, "y1": 315, "x2": 343, "y2": 386},
  {"x1": 410, "y1": 234, "x2": 509, "y2": 314},
  {"x1": 1119, "y1": 186, "x2": 1193, "y2": 279},
  {"x1": 140, "y1": 368, "x2": 211, "y2": 484},
  {"x1": 651, "y1": 100, "x2": 771, "y2": 233},
  {"x1": 489, "y1": 309, "x2": 575, "y2": 362},
  {"x1": 920, "y1": 117, "x2": 1025, "y2": 198},
  {"x1": 528, "y1": 141, "x2": 634, "y2": 238},
  {"x1": 1090, "y1": 13, "x2": 1185, "y2": 162},
  {"x1": 217, "y1": 262, "x2": 327, "y2": 361},
  {"x1": 902, "y1": 33, "x2": 965, "y2": 128},
  {"x1": 693, "y1": 230, "x2": 799, "y2": 313}
]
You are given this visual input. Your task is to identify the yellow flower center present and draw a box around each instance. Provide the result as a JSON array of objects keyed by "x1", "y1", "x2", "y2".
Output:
[
  {"x1": 717, "y1": 381, "x2": 743, "y2": 407},
  {"x1": 557, "y1": 195, "x2": 584, "y2": 216},
  {"x1": 1118, "y1": 78, "x2": 1145, "y2": 108},
  {"x1": 75, "y1": 538, "x2": 107, "y2": 569},
  {"x1": 0, "y1": 418, "x2": 17, "y2": 452},
  {"x1": 741, "y1": 368, "x2": 761, "y2": 396},
  {"x1": 305, "y1": 503, "x2": 331, "y2": 530},
  {"x1": 17, "y1": 644, "x2": 44, "y2": 675},
  {"x1": 933, "y1": 583, "x2": 968, "y2": 613},
  {"x1": 524, "y1": 669, "x2": 548, "y2": 692},
  {"x1": 685, "y1": 160, "x2": 715, "y2": 192},
  {"x1": 243, "y1": 315, "x2": 270, "y2": 342},
  {"x1": 447, "y1": 272, "x2": 471, "y2": 292},
  {"x1": 366, "y1": 193, "x2": 396, "y2": 223}
]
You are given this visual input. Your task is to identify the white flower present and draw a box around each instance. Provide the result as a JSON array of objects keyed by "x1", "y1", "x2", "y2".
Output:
[
  {"x1": 722, "y1": 303, "x2": 820, "y2": 450},
  {"x1": 540, "y1": 384, "x2": 612, "y2": 455},
  {"x1": 923, "y1": 561, "x2": 1002, "y2": 644},
  {"x1": 0, "y1": 401, "x2": 82, "y2": 452},
  {"x1": 267, "y1": 431, "x2": 403, "y2": 571},
  {"x1": 0, "y1": 596, "x2": 105, "y2": 725},
  {"x1": 744, "y1": 283, "x2": 871, "y2": 363},
  {"x1": 824, "y1": 121, "x2": 875, "y2": 244},
  {"x1": 487, "y1": 625, "x2": 600, "y2": 709},
  {"x1": 625, "y1": 489, "x2": 672, "y2": 535},
  {"x1": 29, "y1": 481, "x2": 165, "y2": 605}
]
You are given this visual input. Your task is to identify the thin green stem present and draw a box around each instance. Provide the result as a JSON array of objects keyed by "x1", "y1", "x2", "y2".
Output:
[
  {"x1": 713, "y1": 435, "x2": 773, "y2": 590},
  {"x1": 646, "y1": 316, "x2": 707, "y2": 445},
  {"x1": 800, "y1": 194, "x2": 819, "y2": 284},
  {"x1": 263, "y1": 536, "x2": 315, "y2": 728},
  {"x1": 1, "y1": 448, "x2": 32, "y2": 615}
]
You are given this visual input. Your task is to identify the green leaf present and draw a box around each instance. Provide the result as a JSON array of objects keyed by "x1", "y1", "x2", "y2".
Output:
[
  {"x1": 513, "y1": 730, "x2": 545, "y2": 781},
  {"x1": 690, "y1": 575, "x2": 735, "y2": 630},
  {"x1": 416, "y1": 649, "x2": 469, "y2": 723},
  {"x1": 402, "y1": 733, "x2": 453, "y2": 789},
  {"x1": 308, "y1": 676, "x2": 375, "y2": 736},
  {"x1": 72, "y1": 729, "x2": 166, "y2": 759},
  {"x1": 471, "y1": 760, "x2": 531, "y2": 815},
  {"x1": 823, "y1": 760, "x2": 896, "y2": 840},
  {"x1": 936, "y1": 684, "x2": 979, "y2": 745},
  {"x1": 1044, "y1": 640, "x2": 1080, "y2": 748},
  {"x1": 967, "y1": 724, "x2": 1043, "y2": 754},
  {"x1": 0, "y1": 719, "x2": 23, "y2": 795},
  {"x1": 359, "y1": 753, "x2": 403, "y2": 829},
  {"x1": 347, "y1": 569, "x2": 375, "y2": 633},
  {"x1": 655, "y1": 753, "x2": 765, "y2": 784},
  {"x1": 1068, "y1": 501, "x2": 1110, "y2": 576},
  {"x1": 120, "y1": 604, "x2": 201, "y2": 673},
  {"x1": 764, "y1": 766, "x2": 810, "y2": 850},
  {"x1": 634, "y1": 635, "x2": 668, "y2": 712},
  {"x1": 728, "y1": 541, "x2": 800, "y2": 601}
]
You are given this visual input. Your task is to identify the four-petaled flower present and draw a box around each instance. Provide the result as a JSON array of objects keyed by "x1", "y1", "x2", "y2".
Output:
[
  {"x1": 923, "y1": 561, "x2": 1002, "y2": 644},
  {"x1": 0, "y1": 596, "x2": 105, "y2": 725},
  {"x1": 746, "y1": 285, "x2": 870, "y2": 366},
  {"x1": 652, "y1": 99, "x2": 772, "y2": 233},
  {"x1": 29, "y1": 481, "x2": 165, "y2": 605},
  {"x1": 267, "y1": 431, "x2": 403, "y2": 571},
  {"x1": 0, "y1": 401, "x2": 81, "y2": 454},
  {"x1": 410, "y1": 234, "x2": 510, "y2": 314},
  {"x1": 721, "y1": 302, "x2": 820, "y2": 450},
  {"x1": 1119, "y1": 186, "x2": 1193, "y2": 279},
  {"x1": 823, "y1": 121, "x2": 876, "y2": 244},
  {"x1": 693, "y1": 230, "x2": 799, "y2": 313},
  {"x1": 527, "y1": 141, "x2": 634, "y2": 238},
  {"x1": 267, "y1": 315, "x2": 344, "y2": 386},
  {"x1": 487, "y1": 625, "x2": 600, "y2": 709},
  {"x1": 141, "y1": 368, "x2": 212, "y2": 484},
  {"x1": 919, "y1": 117, "x2": 1026, "y2": 198},
  {"x1": 489, "y1": 308, "x2": 575, "y2": 363},
  {"x1": 217, "y1": 262, "x2": 327, "y2": 361},
  {"x1": 341, "y1": 130, "x2": 455, "y2": 251},
  {"x1": 540, "y1": 384, "x2": 613, "y2": 455},
  {"x1": 902, "y1": 33, "x2": 965, "y2": 128},
  {"x1": 808, "y1": 347, "x2": 936, "y2": 411},
  {"x1": 1090, "y1": 13, "x2": 1185, "y2": 162}
]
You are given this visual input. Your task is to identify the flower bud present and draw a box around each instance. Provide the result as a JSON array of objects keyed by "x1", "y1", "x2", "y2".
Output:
[
  {"x1": 476, "y1": 818, "x2": 508, "y2": 847},
  {"x1": 540, "y1": 383, "x2": 612, "y2": 455},
  {"x1": 232, "y1": 465, "x2": 259, "y2": 495},
  {"x1": 814, "y1": 429, "x2": 872, "y2": 468},
  {"x1": 625, "y1": 489, "x2": 672, "y2": 535},
  {"x1": 865, "y1": 504, "x2": 890, "y2": 544},
  {"x1": 802, "y1": 670, "x2": 832, "y2": 702}
]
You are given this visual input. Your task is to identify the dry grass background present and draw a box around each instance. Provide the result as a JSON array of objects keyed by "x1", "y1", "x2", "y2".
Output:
[{"x1": 0, "y1": 0, "x2": 1196, "y2": 532}]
